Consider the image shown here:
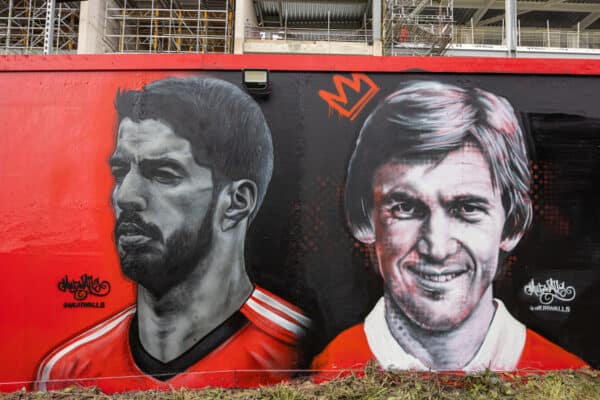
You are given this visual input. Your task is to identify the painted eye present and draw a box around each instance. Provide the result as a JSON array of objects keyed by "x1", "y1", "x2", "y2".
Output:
[
  {"x1": 153, "y1": 169, "x2": 182, "y2": 184},
  {"x1": 390, "y1": 201, "x2": 416, "y2": 219},
  {"x1": 461, "y1": 204, "x2": 478, "y2": 214},
  {"x1": 450, "y1": 203, "x2": 486, "y2": 222}
]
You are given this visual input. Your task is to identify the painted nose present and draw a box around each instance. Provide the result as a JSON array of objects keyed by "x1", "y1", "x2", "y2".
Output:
[
  {"x1": 114, "y1": 170, "x2": 147, "y2": 212},
  {"x1": 417, "y1": 209, "x2": 458, "y2": 261}
]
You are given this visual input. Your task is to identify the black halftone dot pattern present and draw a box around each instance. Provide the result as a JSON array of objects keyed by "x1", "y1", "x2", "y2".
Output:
[
  {"x1": 297, "y1": 172, "x2": 382, "y2": 356},
  {"x1": 532, "y1": 162, "x2": 572, "y2": 237},
  {"x1": 295, "y1": 175, "x2": 363, "y2": 259},
  {"x1": 353, "y1": 242, "x2": 376, "y2": 270}
]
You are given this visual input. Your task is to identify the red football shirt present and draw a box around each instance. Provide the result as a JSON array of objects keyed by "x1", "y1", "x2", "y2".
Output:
[
  {"x1": 312, "y1": 299, "x2": 588, "y2": 383},
  {"x1": 35, "y1": 286, "x2": 310, "y2": 393}
]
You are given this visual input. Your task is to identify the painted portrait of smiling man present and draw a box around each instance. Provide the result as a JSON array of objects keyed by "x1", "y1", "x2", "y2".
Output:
[
  {"x1": 312, "y1": 80, "x2": 587, "y2": 376},
  {"x1": 35, "y1": 77, "x2": 310, "y2": 392},
  {"x1": 370, "y1": 141, "x2": 513, "y2": 336}
]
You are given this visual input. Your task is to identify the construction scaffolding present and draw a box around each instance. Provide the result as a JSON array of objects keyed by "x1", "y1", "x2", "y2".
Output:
[
  {"x1": 383, "y1": 0, "x2": 453, "y2": 56},
  {"x1": 104, "y1": 0, "x2": 234, "y2": 53},
  {"x1": 0, "y1": 0, "x2": 79, "y2": 54}
]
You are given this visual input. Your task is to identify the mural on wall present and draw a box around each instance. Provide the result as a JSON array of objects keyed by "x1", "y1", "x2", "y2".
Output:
[
  {"x1": 312, "y1": 81, "x2": 586, "y2": 377},
  {"x1": 32, "y1": 77, "x2": 310, "y2": 392},
  {"x1": 0, "y1": 67, "x2": 598, "y2": 393}
]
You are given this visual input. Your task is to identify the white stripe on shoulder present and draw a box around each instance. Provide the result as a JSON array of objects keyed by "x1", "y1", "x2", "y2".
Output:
[
  {"x1": 246, "y1": 297, "x2": 305, "y2": 337},
  {"x1": 37, "y1": 307, "x2": 136, "y2": 391},
  {"x1": 252, "y1": 287, "x2": 311, "y2": 328},
  {"x1": 35, "y1": 305, "x2": 135, "y2": 384}
]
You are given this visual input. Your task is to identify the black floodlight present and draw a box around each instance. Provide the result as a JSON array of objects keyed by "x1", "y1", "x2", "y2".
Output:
[{"x1": 242, "y1": 69, "x2": 271, "y2": 96}]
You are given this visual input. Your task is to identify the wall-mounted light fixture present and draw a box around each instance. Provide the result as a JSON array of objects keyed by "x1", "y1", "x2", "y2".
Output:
[{"x1": 242, "y1": 69, "x2": 271, "y2": 96}]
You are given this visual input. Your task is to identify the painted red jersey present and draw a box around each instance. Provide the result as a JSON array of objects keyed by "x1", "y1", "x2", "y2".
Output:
[
  {"x1": 35, "y1": 286, "x2": 310, "y2": 393},
  {"x1": 311, "y1": 323, "x2": 588, "y2": 383}
]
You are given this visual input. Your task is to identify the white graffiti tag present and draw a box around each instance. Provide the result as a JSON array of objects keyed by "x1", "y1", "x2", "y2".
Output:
[{"x1": 523, "y1": 278, "x2": 576, "y2": 305}]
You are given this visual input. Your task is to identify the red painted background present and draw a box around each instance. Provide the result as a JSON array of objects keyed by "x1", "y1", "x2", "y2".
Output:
[{"x1": 0, "y1": 69, "x2": 196, "y2": 391}]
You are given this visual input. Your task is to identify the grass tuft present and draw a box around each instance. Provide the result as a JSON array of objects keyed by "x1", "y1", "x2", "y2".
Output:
[{"x1": 3, "y1": 369, "x2": 598, "y2": 400}]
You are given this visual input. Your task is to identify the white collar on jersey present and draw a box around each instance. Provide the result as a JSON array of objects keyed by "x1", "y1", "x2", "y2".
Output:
[{"x1": 363, "y1": 297, "x2": 526, "y2": 372}]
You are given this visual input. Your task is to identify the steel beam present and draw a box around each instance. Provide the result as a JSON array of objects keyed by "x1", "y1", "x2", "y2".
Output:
[
  {"x1": 574, "y1": 12, "x2": 600, "y2": 30},
  {"x1": 479, "y1": 9, "x2": 528, "y2": 26},
  {"x1": 472, "y1": 0, "x2": 495, "y2": 25}
]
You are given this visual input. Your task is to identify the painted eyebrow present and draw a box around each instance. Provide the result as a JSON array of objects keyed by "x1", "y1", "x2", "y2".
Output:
[
  {"x1": 139, "y1": 158, "x2": 187, "y2": 171},
  {"x1": 378, "y1": 181, "x2": 419, "y2": 200},
  {"x1": 109, "y1": 155, "x2": 185, "y2": 165},
  {"x1": 383, "y1": 191, "x2": 417, "y2": 203},
  {"x1": 381, "y1": 191, "x2": 428, "y2": 211},
  {"x1": 444, "y1": 195, "x2": 491, "y2": 207}
]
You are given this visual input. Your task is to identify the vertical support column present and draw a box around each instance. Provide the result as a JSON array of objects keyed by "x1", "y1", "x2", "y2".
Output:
[
  {"x1": 327, "y1": 9, "x2": 331, "y2": 53},
  {"x1": 6, "y1": 0, "x2": 14, "y2": 50},
  {"x1": 202, "y1": 9, "x2": 207, "y2": 52},
  {"x1": 176, "y1": 9, "x2": 182, "y2": 52},
  {"x1": 121, "y1": 0, "x2": 128, "y2": 52},
  {"x1": 78, "y1": 0, "x2": 111, "y2": 54},
  {"x1": 234, "y1": 0, "x2": 258, "y2": 54},
  {"x1": 55, "y1": 3, "x2": 62, "y2": 49},
  {"x1": 167, "y1": 0, "x2": 173, "y2": 52},
  {"x1": 149, "y1": 0, "x2": 156, "y2": 52},
  {"x1": 505, "y1": 0, "x2": 517, "y2": 57},
  {"x1": 43, "y1": 0, "x2": 56, "y2": 54},
  {"x1": 196, "y1": 0, "x2": 201, "y2": 52},
  {"x1": 153, "y1": 3, "x2": 159, "y2": 52},
  {"x1": 372, "y1": 0, "x2": 382, "y2": 56},
  {"x1": 26, "y1": 0, "x2": 32, "y2": 50},
  {"x1": 225, "y1": 0, "x2": 230, "y2": 53}
]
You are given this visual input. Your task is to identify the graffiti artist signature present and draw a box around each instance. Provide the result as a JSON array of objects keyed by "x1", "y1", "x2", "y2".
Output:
[
  {"x1": 58, "y1": 274, "x2": 111, "y2": 301},
  {"x1": 523, "y1": 278, "x2": 575, "y2": 305}
]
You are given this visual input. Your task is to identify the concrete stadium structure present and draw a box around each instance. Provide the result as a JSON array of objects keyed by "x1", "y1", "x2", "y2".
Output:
[{"x1": 2, "y1": 0, "x2": 600, "y2": 58}]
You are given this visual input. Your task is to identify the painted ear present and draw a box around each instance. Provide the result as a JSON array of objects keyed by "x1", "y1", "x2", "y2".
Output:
[
  {"x1": 221, "y1": 179, "x2": 257, "y2": 232},
  {"x1": 500, "y1": 232, "x2": 523, "y2": 253},
  {"x1": 351, "y1": 224, "x2": 376, "y2": 244}
]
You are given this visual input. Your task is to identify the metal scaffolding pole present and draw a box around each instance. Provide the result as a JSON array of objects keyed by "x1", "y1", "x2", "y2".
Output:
[
  {"x1": 43, "y1": 0, "x2": 55, "y2": 54},
  {"x1": 6, "y1": 0, "x2": 14, "y2": 49}
]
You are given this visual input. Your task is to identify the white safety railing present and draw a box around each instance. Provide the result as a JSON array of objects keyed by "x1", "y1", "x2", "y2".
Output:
[
  {"x1": 245, "y1": 25, "x2": 372, "y2": 44},
  {"x1": 453, "y1": 26, "x2": 600, "y2": 50}
]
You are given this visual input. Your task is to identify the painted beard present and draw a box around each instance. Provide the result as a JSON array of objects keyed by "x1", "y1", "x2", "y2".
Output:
[{"x1": 115, "y1": 206, "x2": 214, "y2": 298}]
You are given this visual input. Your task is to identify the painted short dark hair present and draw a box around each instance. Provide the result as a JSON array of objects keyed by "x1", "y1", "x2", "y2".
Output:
[
  {"x1": 345, "y1": 80, "x2": 532, "y2": 242},
  {"x1": 115, "y1": 76, "x2": 274, "y2": 221}
]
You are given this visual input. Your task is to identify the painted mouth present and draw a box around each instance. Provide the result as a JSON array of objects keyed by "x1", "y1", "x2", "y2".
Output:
[
  {"x1": 118, "y1": 234, "x2": 152, "y2": 248},
  {"x1": 117, "y1": 222, "x2": 154, "y2": 249},
  {"x1": 405, "y1": 263, "x2": 469, "y2": 286},
  {"x1": 413, "y1": 270, "x2": 466, "y2": 283},
  {"x1": 117, "y1": 222, "x2": 146, "y2": 235}
]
